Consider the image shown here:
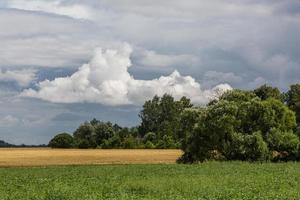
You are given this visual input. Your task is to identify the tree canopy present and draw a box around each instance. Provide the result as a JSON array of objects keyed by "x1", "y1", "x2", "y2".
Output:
[
  {"x1": 48, "y1": 133, "x2": 74, "y2": 148},
  {"x1": 179, "y1": 90, "x2": 298, "y2": 163},
  {"x1": 48, "y1": 83, "x2": 300, "y2": 163}
]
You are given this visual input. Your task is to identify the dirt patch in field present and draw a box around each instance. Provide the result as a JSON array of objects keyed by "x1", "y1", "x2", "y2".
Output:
[{"x1": 0, "y1": 148, "x2": 182, "y2": 167}]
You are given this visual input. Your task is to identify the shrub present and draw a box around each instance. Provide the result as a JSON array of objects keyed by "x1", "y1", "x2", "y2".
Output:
[
  {"x1": 73, "y1": 122, "x2": 97, "y2": 148},
  {"x1": 48, "y1": 133, "x2": 74, "y2": 148},
  {"x1": 101, "y1": 134, "x2": 121, "y2": 149},
  {"x1": 267, "y1": 128, "x2": 300, "y2": 153},
  {"x1": 76, "y1": 139, "x2": 93, "y2": 149},
  {"x1": 179, "y1": 90, "x2": 297, "y2": 163},
  {"x1": 143, "y1": 132, "x2": 157, "y2": 143},
  {"x1": 122, "y1": 135, "x2": 139, "y2": 149},
  {"x1": 223, "y1": 132, "x2": 269, "y2": 161},
  {"x1": 156, "y1": 135, "x2": 177, "y2": 149},
  {"x1": 144, "y1": 141, "x2": 155, "y2": 149},
  {"x1": 243, "y1": 132, "x2": 269, "y2": 161}
]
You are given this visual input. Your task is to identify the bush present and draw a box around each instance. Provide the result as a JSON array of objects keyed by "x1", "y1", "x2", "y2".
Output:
[
  {"x1": 73, "y1": 122, "x2": 97, "y2": 148},
  {"x1": 156, "y1": 135, "x2": 177, "y2": 149},
  {"x1": 48, "y1": 133, "x2": 74, "y2": 148},
  {"x1": 267, "y1": 128, "x2": 299, "y2": 161},
  {"x1": 144, "y1": 141, "x2": 155, "y2": 149},
  {"x1": 179, "y1": 90, "x2": 297, "y2": 163},
  {"x1": 143, "y1": 132, "x2": 157, "y2": 143},
  {"x1": 122, "y1": 135, "x2": 139, "y2": 149},
  {"x1": 243, "y1": 132, "x2": 269, "y2": 161},
  {"x1": 101, "y1": 134, "x2": 121, "y2": 149},
  {"x1": 223, "y1": 132, "x2": 269, "y2": 161},
  {"x1": 267, "y1": 128, "x2": 300, "y2": 153},
  {"x1": 76, "y1": 139, "x2": 93, "y2": 149}
]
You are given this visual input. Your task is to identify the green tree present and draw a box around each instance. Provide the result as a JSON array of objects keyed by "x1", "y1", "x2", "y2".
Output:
[
  {"x1": 101, "y1": 134, "x2": 122, "y2": 149},
  {"x1": 139, "y1": 94, "x2": 192, "y2": 141},
  {"x1": 49, "y1": 133, "x2": 74, "y2": 148},
  {"x1": 179, "y1": 90, "x2": 297, "y2": 163},
  {"x1": 254, "y1": 84, "x2": 283, "y2": 101},
  {"x1": 122, "y1": 135, "x2": 139, "y2": 149},
  {"x1": 73, "y1": 122, "x2": 97, "y2": 148},
  {"x1": 94, "y1": 122, "x2": 114, "y2": 146},
  {"x1": 286, "y1": 84, "x2": 300, "y2": 126},
  {"x1": 143, "y1": 132, "x2": 157, "y2": 143},
  {"x1": 267, "y1": 128, "x2": 299, "y2": 154},
  {"x1": 219, "y1": 89, "x2": 257, "y2": 103},
  {"x1": 156, "y1": 135, "x2": 178, "y2": 149}
]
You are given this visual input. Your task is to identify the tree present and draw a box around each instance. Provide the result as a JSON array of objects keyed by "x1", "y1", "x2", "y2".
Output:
[
  {"x1": 156, "y1": 135, "x2": 178, "y2": 149},
  {"x1": 143, "y1": 132, "x2": 157, "y2": 143},
  {"x1": 73, "y1": 122, "x2": 97, "y2": 148},
  {"x1": 122, "y1": 135, "x2": 139, "y2": 149},
  {"x1": 178, "y1": 107, "x2": 204, "y2": 149},
  {"x1": 101, "y1": 134, "x2": 122, "y2": 149},
  {"x1": 267, "y1": 128, "x2": 299, "y2": 154},
  {"x1": 94, "y1": 122, "x2": 114, "y2": 146},
  {"x1": 254, "y1": 84, "x2": 283, "y2": 101},
  {"x1": 219, "y1": 89, "x2": 257, "y2": 103},
  {"x1": 49, "y1": 133, "x2": 74, "y2": 148},
  {"x1": 179, "y1": 90, "x2": 298, "y2": 163},
  {"x1": 286, "y1": 84, "x2": 300, "y2": 126},
  {"x1": 139, "y1": 94, "x2": 192, "y2": 141}
]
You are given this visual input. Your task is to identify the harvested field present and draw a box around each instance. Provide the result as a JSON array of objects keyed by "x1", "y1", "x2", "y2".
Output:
[{"x1": 0, "y1": 148, "x2": 182, "y2": 167}]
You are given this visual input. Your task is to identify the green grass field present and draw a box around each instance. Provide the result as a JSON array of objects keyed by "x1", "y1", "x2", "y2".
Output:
[{"x1": 1, "y1": 162, "x2": 300, "y2": 200}]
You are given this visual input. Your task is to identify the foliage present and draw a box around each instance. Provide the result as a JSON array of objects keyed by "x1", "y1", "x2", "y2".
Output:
[
  {"x1": 2, "y1": 163, "x2": 300, "y2": 199},
  {"x1": 180, "y1": 90, "x2": 298, "y2": 163},
  {"x1": 144, "y1": 141, "x2": 155, "y2": 149},
  {"x1": 139, "y1": 94, "x2": 192, "y2": 141},
  {"x1": 254, "y1": 84, "x2": 283, "y2": 101},
  {"x1": 101, "y1": 134, "x2": 122, "y2": 149},
  {"x1": 0, "y1": 140, "x2": 15, "y2": 147},
  {"x1": 143, "y1": 132, "x2": 157, "y2": 143},
  {"x1": 223, "y1": 131, "x2": 269, "y2": 161},
  {"x1": 48, "y1": 133, "x2": 74, "y2": 148},
  {"x1": 156, "y1": 135, "x2": 179, "y2": 149},
  {"x1": 267, "y1": 128, "x2": 299, "y2": 153},
  {"x1": 48, "y1": 85, "x2": 300, "y2": 161},
  {"x1": 73, "y1": 122, "x2": 97, "y2": 148},
  {"x1": 94, "y1": 121, "x2": 114, "y2": 145},
  {"x1": 286, "y1": 84, "x2": 300, "y2": 125}
]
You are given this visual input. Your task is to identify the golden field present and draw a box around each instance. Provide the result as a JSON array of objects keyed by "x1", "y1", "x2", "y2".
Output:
[{"x1": 0, "y1": 148, "x2": 182, "y2": 167}]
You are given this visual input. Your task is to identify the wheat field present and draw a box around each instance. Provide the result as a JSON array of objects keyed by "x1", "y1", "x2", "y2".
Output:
[{"x1": 0, "y1": 148, "x2": 182, "y2": 167}]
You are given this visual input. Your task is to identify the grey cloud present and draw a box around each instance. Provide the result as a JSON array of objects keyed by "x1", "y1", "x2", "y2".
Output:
[
  {"x1": 52, "y1": 113, "x2": 84, "y2": 121},
  {"x1": 1, "y1": 0, "x2": 300, "y2": 144}
]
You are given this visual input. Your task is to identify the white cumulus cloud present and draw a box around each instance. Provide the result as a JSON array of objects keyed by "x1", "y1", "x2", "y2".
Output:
[{"x1": 21, "y1": 44, "x2": 232, "y2": 105}]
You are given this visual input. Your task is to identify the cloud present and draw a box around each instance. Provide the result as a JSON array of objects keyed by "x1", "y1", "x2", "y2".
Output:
[
  {"x1": 0, "y1": 115, "x2": 19, "y2": 127},
  {"x1": 133, "y1": 49, "x2": 200, "y2": 69},
  {"x1": 247, "y1": 77, "x2": 267, "y2": 89},
  {"x1": 0, "y1": 69, "x2": 36, "y2": 87},
  {"x1": 5, "y1": 0, "x2": 92, "y2": 20},
  {"x1": 201, "y1": 71, "x2": 243, "y2": 89},
  {"x1": 1, "y1": 0, "x2": 300, "y2": 90},
  {"x1": 21, "y1": 44, "x2": 231, "y2": 105}
]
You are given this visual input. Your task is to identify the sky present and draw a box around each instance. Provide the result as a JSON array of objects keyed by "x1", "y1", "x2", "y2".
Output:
[{"x1": 0, "y1": 0, "x2": 300, "y2": 144}]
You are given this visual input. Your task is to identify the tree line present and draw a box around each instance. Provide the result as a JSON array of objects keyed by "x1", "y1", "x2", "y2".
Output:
[
  {"x1": 49, "y1": 95, "x2": 192, "y2": 149},
  {"x1": 49, "y1": 84, "x2": 300, "y2": 162}
]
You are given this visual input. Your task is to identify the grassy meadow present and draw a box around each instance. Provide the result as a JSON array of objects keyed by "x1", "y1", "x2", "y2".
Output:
[{"x1": 1, "y1": 162, "x2": 300, "y2": 200}]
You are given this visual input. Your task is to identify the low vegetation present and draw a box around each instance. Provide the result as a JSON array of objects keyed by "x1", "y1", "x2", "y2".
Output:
[{"x1": 1, "y1": 162, "x2": 300, "y2": 199}]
